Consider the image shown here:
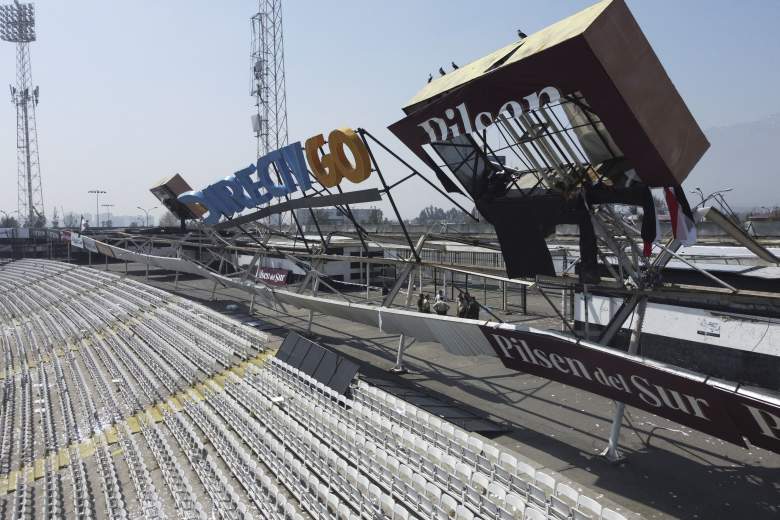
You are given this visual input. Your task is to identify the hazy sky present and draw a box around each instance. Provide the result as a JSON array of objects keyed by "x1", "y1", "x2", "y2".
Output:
[{"x1": 1, "y1": 0, "x2": 779, "y2": 223}]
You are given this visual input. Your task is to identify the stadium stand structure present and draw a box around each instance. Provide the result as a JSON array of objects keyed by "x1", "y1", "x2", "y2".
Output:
[{"x1": 0, "y1": 259, "x2": 636, "y2": 519}]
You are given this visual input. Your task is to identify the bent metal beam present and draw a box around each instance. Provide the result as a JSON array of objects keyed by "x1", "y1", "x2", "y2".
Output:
[
  {"x1": 70, "y1": 237, "x2": 780, "y2": 456},
  {"x1": 211, "y1": 188, "x2": 382, "y2": 231}
]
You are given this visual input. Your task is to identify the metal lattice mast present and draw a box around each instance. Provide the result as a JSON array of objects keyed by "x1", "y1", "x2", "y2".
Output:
[
  {"x1": 250, "y1": 0, "x2": 288, "y2": 158},
  {"x1": 1, "y1": 1, "x2": 43, "y2": 227}
]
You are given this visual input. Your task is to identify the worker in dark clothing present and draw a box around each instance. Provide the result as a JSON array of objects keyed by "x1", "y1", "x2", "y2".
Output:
[
  {"x1": 421, "y1": 294, "x2": 431, "y2": 313},
  {"x1": 417, "y1": 293, "x2": 424, "y2": 312},
  {"x1": 467, "y1": 295, "x2": 480, "y2": 319}
]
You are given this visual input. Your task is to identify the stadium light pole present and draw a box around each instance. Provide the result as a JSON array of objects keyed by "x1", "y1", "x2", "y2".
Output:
[
  {"x1": 88, "y1": 189, "x2": 105, "y2": 228},
  {"x1": 137, "y1": 205, "x2": 157, "y2": 227},
  {"x1": 1, "y1": 1, "x2": 44, "y2": 227}
]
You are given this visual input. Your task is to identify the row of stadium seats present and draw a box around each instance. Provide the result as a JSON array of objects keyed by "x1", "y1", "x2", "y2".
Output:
[
  {"x1": 139, "y1": 415, "x2": 206, "y2": 520},
  {"x1": 250, "y1": 357, "x2": 631, "y2": 520},
  {"x1": 350, "y1": 381, "x2": 624, "y2": 520},
  {"x1": 0, "y1": 260, "x2": 266, "y2": 517},
  {"x1": 117, "y1": 424, "x2": 166, "y2": 519}
]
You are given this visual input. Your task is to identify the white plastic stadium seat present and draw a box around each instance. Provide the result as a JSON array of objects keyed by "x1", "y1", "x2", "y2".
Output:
[
  {"x1": 601, "y1": 508, "x2": 628, "y2": 520},
  {"x1": 578, "y1": 495, "x2": 603, "y2": 518},
  {"x1": 524, "y1": 505, "x2": 548, "y2": 520}
]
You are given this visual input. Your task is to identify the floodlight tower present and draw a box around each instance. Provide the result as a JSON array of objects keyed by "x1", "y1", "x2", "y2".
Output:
[
  {"x1": 0, "y1": 1, "x2": 44, "y2": 228},
  {"x1": 250, "y1": 0, "x2": 288, "y2": 158}
]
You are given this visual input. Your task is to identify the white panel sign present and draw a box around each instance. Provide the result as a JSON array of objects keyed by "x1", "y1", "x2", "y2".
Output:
[
  {"x1": 70, "y1": 233, "x2": 84, "y2": 249},
  {"x1": 82, "y1": 237, "x2": 99, "y2": 253}
]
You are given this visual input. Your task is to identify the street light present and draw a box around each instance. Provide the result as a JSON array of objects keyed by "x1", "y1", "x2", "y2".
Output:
[
  {"x1": 88, "y1": 190, "x2": 106, "y2": 229},
  {"x1": 136, "y1": 206, "x2": 158, "y2": 227},
  {"x1": 101, "y1": 203, "x2": 114, "y2": 228}
]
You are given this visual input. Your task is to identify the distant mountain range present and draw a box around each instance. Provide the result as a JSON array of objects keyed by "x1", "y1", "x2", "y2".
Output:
[{"x1": 685, "y1": 113, "x2": 780, "y2": 210}]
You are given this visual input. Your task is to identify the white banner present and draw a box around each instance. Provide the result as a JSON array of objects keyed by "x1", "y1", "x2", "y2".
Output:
[
  {"x1": 82, "y1": 237, "x2": 99, "y2": 253},
  {"x1": 70, "y1": 233, "x2": 84, "y2": 249}
]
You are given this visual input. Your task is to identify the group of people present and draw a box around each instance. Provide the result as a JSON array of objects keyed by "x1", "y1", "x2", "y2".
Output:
[
  {"x1": 416, "y1": 290, "x2": 480, "y2": 319},
  {"x1": 416, "y1": 291, "x2": 450, "y2": 315},
  {"x1": 457, "y1": 292, "x2": 481, "y2": 319}
]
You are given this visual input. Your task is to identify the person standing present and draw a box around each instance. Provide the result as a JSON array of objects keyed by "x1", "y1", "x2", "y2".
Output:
[
  {"x1": 433, "y1": 293, "x2": 450, "y2": 315},
  {"x1": 421, "y1": 294, "x2": 431, "y2": 313},
  {"x1": 417, "y1": 293, "x2": 424, "y2": 312},
  {"x1": 468, "y1": 295, "x2": 481, "y2": 319},
  {"x1": 457, "y1": 293, "x2": 467, "y2": 318}
]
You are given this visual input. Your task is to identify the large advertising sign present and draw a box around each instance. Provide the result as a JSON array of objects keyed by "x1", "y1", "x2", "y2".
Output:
[
  {"x1": 389, "y1": 0, "x2": 709, "y2": 188},
  {"x1": 480, "y1": 326, "x2": 780, "y2": 454},
  {"x1": 178, "y1": 127, "x2": 373, "y2": 225},
  {"x1": 256, "y1": 267, "x2": 290, "y2": 286}
]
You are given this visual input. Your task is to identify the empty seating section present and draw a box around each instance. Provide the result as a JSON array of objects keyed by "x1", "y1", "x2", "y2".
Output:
[
  {"x1": 0, "y1": 259, "x2": 633, "y2": 519},
  {"x1": 0, "y1": 260, "x2": 269, "y2": 518}
]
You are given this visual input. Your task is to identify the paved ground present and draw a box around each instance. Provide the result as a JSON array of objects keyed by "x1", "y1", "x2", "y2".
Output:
[{"x1": 106, "y1": 262, "x2": 780, "y2": 519}]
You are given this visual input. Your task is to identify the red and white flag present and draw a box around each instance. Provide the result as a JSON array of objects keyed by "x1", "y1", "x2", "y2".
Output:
[{"x1": 664, "y1": 185, "x2": 697, "y2": 246}]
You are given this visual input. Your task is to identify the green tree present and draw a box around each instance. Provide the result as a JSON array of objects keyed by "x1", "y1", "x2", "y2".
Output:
[
  {"x1": 415, "y1": 205, "x2": 471, "y2": 224},
  {"x1": 159, "y1": 211, "x2": 179, "y2": 227},
  {"x1": 31, "y1": 214, "x2": 46, "y2": 228},
  {"x1": 63, "y1": 212, "x2": 79, "y2": 228},
  {"x1": 366, "y1": 208, "x2": 383, "y2": 224},
  {"x1": 415, "y1": 205, "x2": 446, "y2": 224},
  {"x1": 0, "y1": 215, "x2": 19, "y2": 228}
]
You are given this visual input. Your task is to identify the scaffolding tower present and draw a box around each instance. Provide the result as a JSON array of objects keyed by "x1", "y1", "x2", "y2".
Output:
[{"x1": 1, "y1": 1, "x2": 44, "y2": 227}]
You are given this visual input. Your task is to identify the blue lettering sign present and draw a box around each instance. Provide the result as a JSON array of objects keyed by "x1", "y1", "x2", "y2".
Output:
[{"x1": 178, "y1": 141, "x2": 312, "y2": 225}]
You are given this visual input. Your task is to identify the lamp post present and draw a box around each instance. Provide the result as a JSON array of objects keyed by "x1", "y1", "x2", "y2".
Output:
[
  {"x1": 101, "y1": 203, "x2": 114, "y2": 228},
  {"x1": 88, "y1": 189, "x2": 106, "y2": 229},
  {"x1": 136, "y1": 206, "x2": 157, "y2": 227}
]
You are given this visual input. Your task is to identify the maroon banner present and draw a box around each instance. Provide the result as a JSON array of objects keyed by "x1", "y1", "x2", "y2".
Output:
[
  {"x1": 256, "y1": 267, "x2": 289, "y2": 286},
  {"x1": 725, "y1": 392, "x2": 780, "y2": 454},
  {"x1": 388, "y1": 0, "x2": 708, "y2": 188},
  {"x1": 480, "y1": 326, "x2": 780, "y2": 454}
]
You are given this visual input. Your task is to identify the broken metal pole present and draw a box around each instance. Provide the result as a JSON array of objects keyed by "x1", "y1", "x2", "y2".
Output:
[
  {"x1": 601, "y1": 296, "x2": 647, "y2": 462},
  {"x1": 392, "y1": 268, "x2": 416, "y2": 373}
]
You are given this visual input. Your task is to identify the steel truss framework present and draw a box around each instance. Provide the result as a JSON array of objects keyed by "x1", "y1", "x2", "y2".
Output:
[
  {"x1": 101, "y1": 114, "x2": 777, "y2": 461},
  {"x1": 12, "y1": 42, "x2": 43, "y2": 227},
  {"x1": 251, "y1": 0, "x2": 287, "y2": 159}
]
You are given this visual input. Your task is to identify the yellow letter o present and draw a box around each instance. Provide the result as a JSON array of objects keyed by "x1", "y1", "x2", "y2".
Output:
[{"x1": 328, "y1": 128, "x2": 372, "y2": 184}]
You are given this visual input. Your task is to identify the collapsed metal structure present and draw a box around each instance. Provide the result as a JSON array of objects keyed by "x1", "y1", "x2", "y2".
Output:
[{"x1": 71, "y1": 0, "x2": 780, "y2": 460}]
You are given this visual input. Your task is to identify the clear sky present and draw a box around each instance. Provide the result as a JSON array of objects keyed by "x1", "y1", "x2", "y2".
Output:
[{"x1": 0, "y1": 0, "x2": 778, "y2": 223}]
